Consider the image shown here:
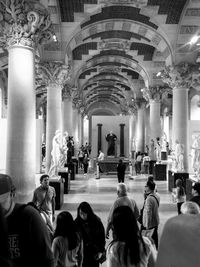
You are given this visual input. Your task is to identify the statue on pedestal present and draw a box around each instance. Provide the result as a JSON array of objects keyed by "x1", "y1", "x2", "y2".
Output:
[
  {"x1": 155, "y1": 137, "x2": 161, "y2": 162},
  {"x1": 48, "y1": 130, "x2": 63, "y2": 177},
  {"x1": 174, "y1": 140, "x2": 184, "y2": 172},
  {"x1": 191, "y1": 134, "x2": 200, "y2": 176},
  {"x1": 105, "y1": 131, "x2": 117, "y2": 156}
]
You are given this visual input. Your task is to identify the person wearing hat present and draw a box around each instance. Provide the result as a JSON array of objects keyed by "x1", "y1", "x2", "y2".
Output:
[
  {"x1": 142, "y1": 180, "x2": 160, "y2": 249},
  {"x1": 190, "y1": 182, "x2": 200, "y2": 207},
  {"x1": 0, "y1": 174, "x2": 54, "y2": 267},
  {"x1": 105, "y1": 183, "x2": 139, "y2": 239}
]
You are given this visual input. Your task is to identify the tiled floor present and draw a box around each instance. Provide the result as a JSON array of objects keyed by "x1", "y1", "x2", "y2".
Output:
[{"x1": 57, "y1": 171, "x2": 178, "y2": 266}]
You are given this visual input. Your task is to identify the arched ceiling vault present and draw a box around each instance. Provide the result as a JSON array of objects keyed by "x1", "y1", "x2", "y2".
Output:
[{"x1": 2, "y1": 0, "x2": 200, "y2": 116}]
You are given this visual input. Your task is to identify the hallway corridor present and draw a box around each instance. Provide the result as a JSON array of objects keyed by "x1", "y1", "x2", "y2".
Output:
[{"x1": 58, "y1": 172, "x2": 177, "y2": 265}]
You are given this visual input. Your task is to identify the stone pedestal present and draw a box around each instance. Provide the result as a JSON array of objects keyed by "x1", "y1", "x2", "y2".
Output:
[
  {"x1": 153, "y1": 164, "x2": 167, "y2": 180},
  {"x1": 49, "y1": 177, "x2": 64, "y2": 210}
]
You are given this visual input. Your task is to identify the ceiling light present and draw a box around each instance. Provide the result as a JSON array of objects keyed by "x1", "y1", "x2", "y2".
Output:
[{"x1": 189, "y1": 35, "x2": 199, "y2": 45}]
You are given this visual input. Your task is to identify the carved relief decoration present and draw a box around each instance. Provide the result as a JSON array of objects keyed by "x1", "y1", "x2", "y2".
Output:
[
  {"x1": 99, "y1": 40, "x2": 130, "y2": 51},
  {"x1": 0, "y1": 0, "x2": 54, "y2": 49}
]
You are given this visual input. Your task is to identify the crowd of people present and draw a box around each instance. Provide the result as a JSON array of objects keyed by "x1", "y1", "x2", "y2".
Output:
[{"x1": 1, "y1": 171, "x2": 200, "y2": 267}]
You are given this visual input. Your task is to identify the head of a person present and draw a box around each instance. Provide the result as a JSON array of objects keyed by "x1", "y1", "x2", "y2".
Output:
[
  {"x1": 175, "y1": 178, "x2": 183, "y2": 187},
  {"x1": 119, "y1": 159, "x2": 123, "y2": 164},
  {"x1": 55, "y1": 211, "x2": 78, "y2": 249},
  {"x1": 77, "y1": 201, "x2": 94, "y2": 221},
  {"x1": 111, "y1": 206, "x2": 140, "y2": 265},
  {"x1": 55, "y1": 211, "x2": 74, "y2": 236},
  {"x1": 181, "y1": 201, "x2": 200, "y2": 215},
  {"x1": 117, "y1": 183, "x2": 127, "y2": 197},
  {"x1": 147, "y1": 176, "x2": 154, "y2": 183},
  {"x1": 40, "y1": 174, "x2": 49, "y2": 189},
  {"x1": 192, "y1": 182, "x2": 200, "y2": 196},
  {"x1": 0, "y1": 174, "x2": 16, "y2": 214},
  {"x1": 145, "y1": 180, "x2": 155, "y2": 194}
]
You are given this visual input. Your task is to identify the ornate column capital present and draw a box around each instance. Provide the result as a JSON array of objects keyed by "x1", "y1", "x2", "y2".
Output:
[
  {"x1": 128, "y1": 99, "x2": 137, "y2": 115},
  {"x1": 159, "y1": 63, "x2": 193, "y2": 89},
  {"x1": 37, "y1": 61, "x2": 71, "y2": 88},
  {"x1": 62, "y1": 84, "x2": 76, "y2": 100},
  {"x1": 141, "y1": 86, "x2": 171, "y2": 103},
  {"x1": 0, "y1": 0, "x2": 54, "y2": 49},
  {"x1": 135, "y1": 98, "x2": 146, "y2": 109}
]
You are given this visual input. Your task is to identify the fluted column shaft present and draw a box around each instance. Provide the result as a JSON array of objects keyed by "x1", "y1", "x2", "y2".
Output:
[{"x1": 46, "y1": 84, "x2": 62, "y2": 171}]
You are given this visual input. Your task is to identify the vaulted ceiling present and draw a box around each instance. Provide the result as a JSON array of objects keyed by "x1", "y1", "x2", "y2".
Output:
[{"x1": 1, "y1": 0, "x2": 200, "y2": 117}]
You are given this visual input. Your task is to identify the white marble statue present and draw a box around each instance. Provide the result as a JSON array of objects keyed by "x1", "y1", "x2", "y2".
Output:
[
  {"x1": 161, "y1": 132, "x2": 167, "y2": 152},
  {"x1": 174, "y1": 140, "x2": 184, "y2": 172},
  {"x1": 191, "y1": 134, "x2": 200, "y2": 176},
  {"x1": 48, "y1": 129, "x2": 63, "y2": 177}
]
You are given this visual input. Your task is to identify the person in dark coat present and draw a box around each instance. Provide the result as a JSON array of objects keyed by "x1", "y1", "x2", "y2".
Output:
[
  {"x1": 117, "y1": 159, "x2": 126, "y2": 183},
  {"x1": 75, "y1": 202, "x2": 106, "y2": 267}
]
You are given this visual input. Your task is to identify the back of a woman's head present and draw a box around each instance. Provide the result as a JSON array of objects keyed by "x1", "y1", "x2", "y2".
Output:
[
  {"x1": 55, "y1": 211, "x2": 78, "y2": 249},
  {"x1": 77, "y1": 201, "x2": 94, "y2": 219},
  {"x1": 112, "y1": 206, "x2": 141, "y2": 265}
]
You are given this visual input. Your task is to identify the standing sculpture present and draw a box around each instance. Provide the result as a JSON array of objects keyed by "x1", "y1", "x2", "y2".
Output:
[
  {"x1": 174, "y1": 140, "x2": 184, "y2": 172},
  {"x1": 48, "y1": 130, "x2": 63, "y2": 177},
  {"x1": 105, "y1": 131, "x2": 117, "y2": 156},
  {"x1": 191, "y1": 134, "x2": 200, "y2": 176}
]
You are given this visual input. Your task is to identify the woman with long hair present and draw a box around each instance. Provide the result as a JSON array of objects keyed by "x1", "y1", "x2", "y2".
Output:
[
  {"x1": 52, "y1": 211, "x2": 83, "y2": 267},
  {"x1": 107, "y1": 206, "x2": 156, "y2": 267},
  {"x1": 75, "y1": 202, "x2": 106, "y2": 267},
  {"x1": 172, "y1": 178, "x2": 186, "y2": 214}
]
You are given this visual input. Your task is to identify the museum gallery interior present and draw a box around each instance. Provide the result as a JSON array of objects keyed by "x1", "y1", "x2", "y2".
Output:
[{"x1": 1, "y1": 0, "x2": 200, "y2": 226}]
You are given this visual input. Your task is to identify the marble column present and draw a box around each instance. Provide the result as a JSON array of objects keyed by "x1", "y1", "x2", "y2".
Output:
[
  {"x1": 6, "y1": 45, "x2": 36, "y2": 202},
  {"x1": 136, "y1": 102, "x2": 145, "y2": 152},
  {"x1": 120, "y1": 124, "x2": 125, "y2": 157},
  {"x1": 37, "y1": 62, "x2": 70, "y2": 172},
  {"x1": 172, "y1": 87, "x2": 189, "y2": 171},
  {"x1": 0, "y1": 1, "x2": 53, "y2": 202},
  {"x1": 149, "y1": 100, "x2": 161, "y2": 141},
  {"x1": 79, "y1": 113, "x2": 84, "y2": 146},
  {"x1": 159, "y1": 63, "x2": 194, "y2": 172},
  {"x1": 97, "y1": 123, "x2": 103, "y2": 154},
  {"x1": 62, "y1": 96, "x2": 73, "y2": 136},
  {"x1": 46, "y1": 83, "x2": 62, "y2": 172}
]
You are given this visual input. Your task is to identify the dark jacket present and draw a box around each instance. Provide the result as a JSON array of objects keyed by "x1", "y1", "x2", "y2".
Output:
[
  {"x1": 117, "y1": 163, "x2": 126, "y2": 176},
  {"x1": 6, "y1": 203, "x2": 54, "y2": 267},
  {"x1": 75, "y1": 215, "x2": 105, "y2": 266}
]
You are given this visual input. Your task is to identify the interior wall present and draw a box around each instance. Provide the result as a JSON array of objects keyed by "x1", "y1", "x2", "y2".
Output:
[{"x1": 91, "y1": 115, "x2": 130, "y2": 158}]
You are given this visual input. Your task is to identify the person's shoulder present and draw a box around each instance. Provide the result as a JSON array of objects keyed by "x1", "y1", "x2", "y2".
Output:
[{"x1": 34, "y1": 185, "x2": 42, "y2": 193}]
